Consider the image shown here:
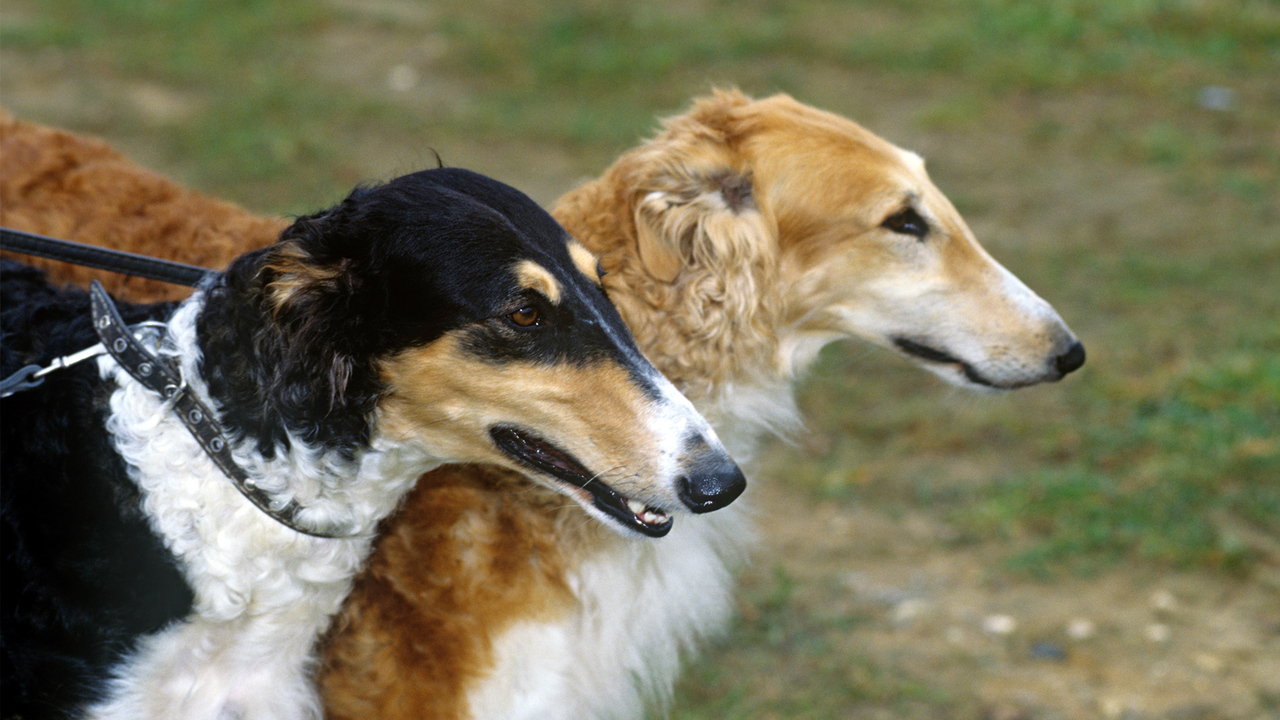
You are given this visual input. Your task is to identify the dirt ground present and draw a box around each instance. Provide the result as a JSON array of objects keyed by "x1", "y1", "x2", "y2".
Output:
[{"x1": 734, "y1": 478, "x2": 1279, "y2": 719}]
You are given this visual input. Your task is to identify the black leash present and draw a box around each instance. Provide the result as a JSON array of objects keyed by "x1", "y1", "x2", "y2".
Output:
[{"x1": 1, "y1": 226, "x2": 211, "y2": 287}]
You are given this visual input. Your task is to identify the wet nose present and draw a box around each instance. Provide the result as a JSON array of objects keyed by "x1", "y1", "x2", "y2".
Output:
[
  {"x1": 1055, "y1": 340, "x2": 1086, "y2": 377},
  {"x1": 677, "y1": 454, "x2": 747, "y2": 514}
]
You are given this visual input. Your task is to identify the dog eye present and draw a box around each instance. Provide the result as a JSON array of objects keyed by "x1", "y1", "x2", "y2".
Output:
[
  {"x1": 506, "y1": 305, "x2": 541, "y2": 327},
  {"x1": 881, "y1": 208, "x2": 929, "y2": 238}
]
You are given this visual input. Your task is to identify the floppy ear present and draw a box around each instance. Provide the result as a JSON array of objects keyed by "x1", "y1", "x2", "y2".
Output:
[
  {"x1": 632, "y1": 163, "x2": 775, "y2": 284},
  {"x1": 258, "y1": 205, "x2": 383, "y2": 448}
]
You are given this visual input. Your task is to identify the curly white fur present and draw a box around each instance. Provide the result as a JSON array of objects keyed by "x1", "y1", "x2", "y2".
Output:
[{"x1": 86, "y1": 292, "x2": 442, "y2": 720}]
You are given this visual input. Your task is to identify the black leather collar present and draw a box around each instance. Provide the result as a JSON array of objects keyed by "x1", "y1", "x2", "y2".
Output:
[{"x1": 90, "y1": 281, "x2": 357, "y2": 539}]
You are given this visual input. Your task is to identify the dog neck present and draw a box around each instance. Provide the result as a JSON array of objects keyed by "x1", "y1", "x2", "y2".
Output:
[{"x1": 139, "y1": 293, "x2": 428, "y2": 538}]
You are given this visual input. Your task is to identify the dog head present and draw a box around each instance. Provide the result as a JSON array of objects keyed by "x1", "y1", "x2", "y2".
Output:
[
  {"x1": 600, "y1": 90, "x2": 1083, "y2": 393},
  {"x1": 201, "y1": 168, "x2": 744, "y2": 537}
]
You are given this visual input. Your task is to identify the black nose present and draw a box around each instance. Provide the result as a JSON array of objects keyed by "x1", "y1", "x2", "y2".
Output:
[
  {"x1": 1055, "y1": 340, "x2": 1086, "y2": 377},
  {"x1": 678, "y1": 456, "x2": 747, "y2": 514}
]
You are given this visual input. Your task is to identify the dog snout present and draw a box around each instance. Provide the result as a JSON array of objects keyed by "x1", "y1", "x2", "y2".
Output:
[
  {"x1": 1054, "y1": 340, "x2": 1086, "y2": 378},
  {"x1": 675, "y1": 443, "x2": 747, "y2": 514}
]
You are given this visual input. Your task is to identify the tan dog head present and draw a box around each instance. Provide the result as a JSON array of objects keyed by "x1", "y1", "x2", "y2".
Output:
[{"x1": 569, "y1": 90, "x2": 1083, "y2": 395}]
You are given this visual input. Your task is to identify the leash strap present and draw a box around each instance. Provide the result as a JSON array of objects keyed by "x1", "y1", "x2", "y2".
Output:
[
  {"x1": 88, "y1": 281, "x2": 354, "y2": 539},
  {"x1": 0, "y1": 344, "x2": 107, "y2": 398},
  {"x1": 1, "y1": 227, "x2": 211, "y2": 287}
]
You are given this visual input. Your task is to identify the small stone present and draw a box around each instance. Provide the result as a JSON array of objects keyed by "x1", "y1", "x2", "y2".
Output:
[
  {"x1": 988, "y1": 702, "x2": 1033, "y2": 720},
  {"x1": 1066, "y1": 617, "x2": 1096, "y2": 640},
  {"x1": 1145, "y1": 622, "x2": 1172, "y2": 643},
  {"x1": 891, "y1": 598, "x2": 928, "y2": 624},
  {"x1": 1194, "y1": 653, "x2": 1224, "y2": 673},
  {"x1": 1029, "y1": 640, "x2": 1068, "y2": 662},
  {"x1": 387, "y1": 64, "x2": 418, "y2": 92},
  {"x1": 1151, "y1": 589, "x2": 1178, "y2": 613},
  {"x1": 982, "y1": 614, "x2": 1018, "y2": 635},
  {"x1": 1099, "y1": 697, "x2": 1127, "y2": 718},
  {"x1": 1197, "y1": 85, "x2": 1235, "y2": 112}
]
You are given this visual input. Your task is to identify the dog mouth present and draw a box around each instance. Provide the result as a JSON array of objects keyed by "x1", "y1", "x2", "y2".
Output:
[
  {"x1": 489, "y1": 425, "x2": 674, "y2": 537},
  {"x1": 892, "y1": 337, "x2": 996, "y2": 388}
]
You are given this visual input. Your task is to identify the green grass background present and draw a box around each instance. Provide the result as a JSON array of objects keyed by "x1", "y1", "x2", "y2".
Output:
[{"x1": 3, "y1": 0, "x2": 1277, "y2": 717}]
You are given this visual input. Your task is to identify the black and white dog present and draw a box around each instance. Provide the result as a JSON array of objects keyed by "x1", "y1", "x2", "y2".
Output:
[{"x1": 0, "y1": 168, "x2": 745, "y2": 720}]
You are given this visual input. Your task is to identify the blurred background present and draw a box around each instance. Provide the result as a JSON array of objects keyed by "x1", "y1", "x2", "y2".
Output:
[{"x1": 2, "y1": 1, "x2": 1277, "y2": 717}]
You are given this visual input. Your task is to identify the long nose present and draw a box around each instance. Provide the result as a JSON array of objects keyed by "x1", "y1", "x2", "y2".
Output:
[{"x1": 676, "y1": 441, "x2": 747, "y2": 513}]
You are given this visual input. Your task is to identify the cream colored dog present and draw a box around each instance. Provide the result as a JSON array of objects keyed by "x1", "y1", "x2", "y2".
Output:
[{"x1": 320, "y1": 90, "x2": 1084, "y2": 720}]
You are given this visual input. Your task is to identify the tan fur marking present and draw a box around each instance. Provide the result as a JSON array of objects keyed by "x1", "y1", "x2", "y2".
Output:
[
  {"x1": 512, "y1": 259, "x2": 561, "y2": 304},
  {"x1": 262, "y1": 241, "x2": 346, "y2": 311},
  {"x1": 376, "y1": 333, "x2": 664, "y2": 503},
  {"x1": 566, "y1": 239, "x2": 601, "y2": 284}
]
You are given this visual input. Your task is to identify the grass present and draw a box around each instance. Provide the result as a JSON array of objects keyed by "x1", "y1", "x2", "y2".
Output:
[
  {"x1": 785, "y1": 255, "x2": 1279, "y2": 577},
  {"x1": 9, "y1": 0, "x2": 1275, "y2": 196},
  {"x1": 3, "y1": 0, "x2": 1278, "y2": 715},
  {"x1": 968, "y1": 354, "x2": 1280, "y2": 576}
]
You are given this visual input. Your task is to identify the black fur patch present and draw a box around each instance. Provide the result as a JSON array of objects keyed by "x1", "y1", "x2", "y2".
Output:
[
  {"x1": 197, "y1": 167, "x2": 661, "y2": 457},
  {"x1": 1, "y1": 262, "x2": 193, "y2": 717},
  {"x1": 715, "y1": 171, "x2": 755, "y2": 213}
]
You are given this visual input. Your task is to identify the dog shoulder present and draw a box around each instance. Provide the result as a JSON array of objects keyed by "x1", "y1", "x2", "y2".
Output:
[{"x1": 0, "y1": 270, "x2": 194, "y2": 715}]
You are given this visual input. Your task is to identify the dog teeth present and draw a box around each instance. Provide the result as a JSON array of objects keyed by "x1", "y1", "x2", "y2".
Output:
[
  {"x1": 625, "y1": 499, "x2": 669, "y2": 526},
  {"x1": 641, "y1": 510, "x2": 669, "y2": 526}
]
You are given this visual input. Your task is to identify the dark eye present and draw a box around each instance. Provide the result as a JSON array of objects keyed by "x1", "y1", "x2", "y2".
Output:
[
  {"x1": 596, "y1": 261, "x2": 607, "y2": 279},
  {"x1": 881, "y1": 208, "x2": 929, "y2": 238},
  {"x1": 507, "y1": 305, "x2": 540, "y2": 327}
]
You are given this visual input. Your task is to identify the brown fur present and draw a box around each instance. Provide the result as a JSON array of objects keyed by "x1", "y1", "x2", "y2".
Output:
[
  {"x1": 0, "y1": 110, "x2": 284, "y2": 301},
  {"x1": 377, "y1": 334, "x2": 662, "y2": 484},
  {"x1": 322, "y1": 464, "x2": 588, "y2": 720},
  {"x1": 2, "y1": 91, "x2": 1079, "y2": 720}
]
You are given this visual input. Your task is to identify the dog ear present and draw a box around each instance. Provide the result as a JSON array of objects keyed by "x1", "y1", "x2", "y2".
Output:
[
  {"x1": 632, "y1": 164, "x2": 774, "y2": 284},
  {"x1": 630, "y1": 89, "x2": 774, "y2": 284},
  {"x1": 258, "y1": 205, "x2": 382, "y2": 447}
]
